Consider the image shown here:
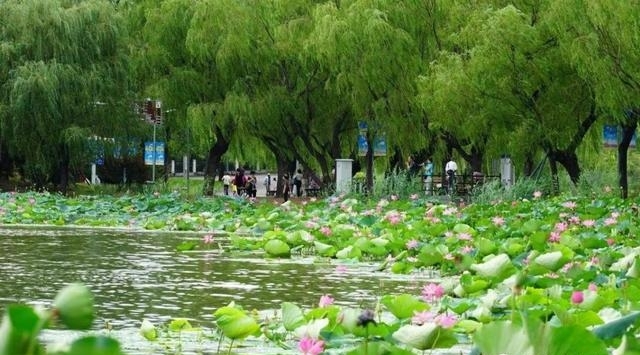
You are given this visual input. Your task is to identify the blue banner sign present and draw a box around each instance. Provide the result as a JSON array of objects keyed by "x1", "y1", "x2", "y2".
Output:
[{"x1": 144, "y1": 141, "x2": 165, "y2": 165}]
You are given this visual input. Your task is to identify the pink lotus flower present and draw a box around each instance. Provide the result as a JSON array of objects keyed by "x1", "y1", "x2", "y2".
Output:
[
  {"x1": 320, "y1": 226, "x2": 332, "y2": 236},
  {"x1": 548, "y1": 231, "x2": 561, "y2": 243},
  {"x1": 569, "y1": 215, "x2": 580, "y2": 224},
  {"x1": 318, "y1": 294, "x2": 334, "y2": 307},
  {"x1": 604, "y1": 217, "x2": 617, "y2": 226},
  {"x1": 444, "y1": 231, "x2": 454, "y2": 238},
  {"x1": 588, "y1": 283, "x2": 598, "y2": 291},
  {"x1": 582, "y1": 219, "x2": 596, "y2": 228},
  {"x1": 443, "y1": 207, "x2": 457, "y2": 216},
  {"x1": 533, "y1": 191, "x2": 542, "y2": 199},
  {"x1": 457, "y1": 232, "x2": 472, "y2": 241},
  {"x1": 554, "y1": 222, "x2": 568, "y2": 232},
  {"x1": 334, "y1": 265, "x2": 348, "y2": 273},
  {"x1": 298, "y1": 336, "x2": 324, "y2": 355},
  {"x1": 411, "y1": 310, "x2": 435, "y2": 325},
  {"x1": 202, "y1": 234, "x2": 214, "y2": 244},
  {"x1": 390, "y1": 194, "x2": 398, "y2": 201},
  {"x1": 491, "y1": 216, "x2": 505, "y2": 227},
  {"x1": 612, "y1": 212, "x2": 620, "y2": 218},
  {"x1": 607, "y1": 238, "x2": 615, "y2": 246},
  {"x1": 386, "y1": 211, "x2": 402, "y2": 224},
  {"x1": 571, "y1": 291, "x2": 584, "y2": 304},
  {"x1": 562, "y1": 201, "x2": 577, "y2": 209},
  {"x1": 305, "y1": 221, "x2": 318, "y2": 229},
  {"x1": 422, "y1": 283, "x2": 445, "y2": 302},
  {"x1": 406, "y1": 239, "x2": 419, "y2": 250},
  {"x1": 461, "y1": 245, "x2": 474, "y2": 254},
  {"x1": 362, "y1": 209, "x2": 375, "y2": 216},
  {"x1": 435, "y1": 313, "x2": 458, "y2": 328}
]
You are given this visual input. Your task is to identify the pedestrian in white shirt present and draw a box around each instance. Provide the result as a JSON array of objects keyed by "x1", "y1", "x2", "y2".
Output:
[
  {"x1": 222, "y1": 173, "x2": 232, "y2": 195},
  {"x1": 445, "y1": 158, "x2": 458, "y2": 194}
]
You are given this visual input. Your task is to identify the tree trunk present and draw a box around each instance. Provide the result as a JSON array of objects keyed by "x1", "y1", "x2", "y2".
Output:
[
  {"x1": 276, "y1": 156, "x2": 289, "y2": 198},
  {"x1": 618, "y1": 114, "x2": 638, "y2": 198},
  {"x1": 58, "y1": 145, "x2": 70, "y2": 195},
  {"x1": 468, "y1": 146, "x2": 483, "y2": 173},
  {"x1": 548, "y1": 154, "x2": 559, "y2": 195},
  {"x1": 523, "y1": 154, "x2": 534, "y2": 177},
  {"x1": 202, "y1": 127, "x2": 230, "y2": 196},
  {"x1": 365, "y1": 131, "x2": 374, "y2": 194},
  {"x1": 554, "y1": 150, "x2": 581, "y2": 185}
]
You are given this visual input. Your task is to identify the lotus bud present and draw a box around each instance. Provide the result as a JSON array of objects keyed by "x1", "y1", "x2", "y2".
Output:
[{"x1": 53, "y1": 283, "x2": 95, "y2": 330}]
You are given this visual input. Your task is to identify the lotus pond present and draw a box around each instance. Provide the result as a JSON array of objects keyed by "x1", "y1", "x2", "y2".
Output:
[{"x1": 2, "y1": 190, "x2": 640, "y2": 355}]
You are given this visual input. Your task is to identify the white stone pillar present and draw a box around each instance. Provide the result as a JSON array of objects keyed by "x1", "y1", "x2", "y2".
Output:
[
  {"x1": 500, "y1": 155, "x2": 514, "y2": 188},
  {"x1": 335, "y1": 159, "x2": 354, "y2": 194},
  {"x1": 183, "y1": 155, "x2": 188, "y2": 177},
  {"x1": 91, "y1": 164, "x2": 98, "y2": 184}
]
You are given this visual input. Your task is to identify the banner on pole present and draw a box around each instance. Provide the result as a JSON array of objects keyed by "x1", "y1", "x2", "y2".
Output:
[{"x1": 144, "y1": 142, "x2": 165, "y2": 165}]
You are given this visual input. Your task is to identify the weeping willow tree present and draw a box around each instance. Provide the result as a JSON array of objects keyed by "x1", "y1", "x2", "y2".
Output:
[
  {"x1": 549, "y1": 0, "x2": 640, "y2": 198},
  {"x1": 305, "y1": 1, "x2": 423, "y2": 192},
  {"x1": 0, "y1": 0, "x2": 130, "y2": 192}
]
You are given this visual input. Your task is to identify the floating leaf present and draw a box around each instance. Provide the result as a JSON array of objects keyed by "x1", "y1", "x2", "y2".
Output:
[
  {"x1": 176, "y1": 241, "x2": 197, "y2": 251},
  {"x1": 214, "y1": 305, "x2": 259, "y2": 340},
  {"x1": 139, "y1": 319, "x2": 157, "y2": 341},
  {"x1": 393, "y1": 324, "x2": 457, "y2": 350},
  {"x1": 264, "y1": 239, "x2": 291, "y2": 258},
  {"x1": 281, "y1": 302, "x2": 305, "y2": 331},
  {"x1": 381, "y1": 294, "x2": 428, "y2": 320},
  {"x1": 66, "y1": 336, "x2": 124, "y2": 355},
  {"x1": 169, "y1": 318, "x2": 192, "y2": 331}
]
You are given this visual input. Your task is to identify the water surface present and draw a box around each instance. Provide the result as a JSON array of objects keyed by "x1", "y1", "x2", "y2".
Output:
[{"x1": 0, "y1": 226, "x2": 453, "y2": 354}]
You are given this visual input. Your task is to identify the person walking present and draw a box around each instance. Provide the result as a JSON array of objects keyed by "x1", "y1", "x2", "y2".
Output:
[
  {"x1": 445, "y1": 157, "x2": 458, "y2": 195},
  {"x1": 247, "y1": 171, "x2": 258, "y2": 198},
  {"x1": 423, "y1": 158, "x2": 434, "y2": 195},
  {"x1": 222, "y1": 172, "x2": 231, "y2": 196},
  {"x1": 293, "y1": 169, "x2": 303, "y2": 197}
]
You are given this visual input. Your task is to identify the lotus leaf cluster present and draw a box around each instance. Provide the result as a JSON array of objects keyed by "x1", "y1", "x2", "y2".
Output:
[{"x1": 2, "y1": 190, "x2": 640, "y2": 354}]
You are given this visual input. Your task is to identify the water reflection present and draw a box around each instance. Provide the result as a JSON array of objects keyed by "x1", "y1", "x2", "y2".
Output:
[{"x1": 0, "y1": 226, "x2": 432, "y2": 332}]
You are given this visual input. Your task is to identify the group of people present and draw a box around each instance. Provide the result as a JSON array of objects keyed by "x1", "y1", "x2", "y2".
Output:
[
  {"x1": 281, "y1": 169, "x2": 304, "y2": 202},
  {"x1": 221, "y1": 168, "x2": 316, "y2": 201},
  {"x1": 407, "y1": 155, "x2": 458, "y2": 195},
  {"x1": 221, "y1": 169, "x2": 258, "y2": 198}
]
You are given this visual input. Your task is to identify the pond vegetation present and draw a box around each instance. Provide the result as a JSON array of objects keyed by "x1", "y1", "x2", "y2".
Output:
[{"x1": 1, "y1": 184, "x2": 640, "y2": 354}]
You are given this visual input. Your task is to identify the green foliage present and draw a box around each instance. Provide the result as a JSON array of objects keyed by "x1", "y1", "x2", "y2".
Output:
[{"x1": 0, "y1": 283, "x2": 121, "y2": 355}]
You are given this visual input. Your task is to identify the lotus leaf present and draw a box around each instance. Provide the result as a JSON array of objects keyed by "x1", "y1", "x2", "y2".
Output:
[
  {"x1": 214, "y1": 305, "x2": 259, "y2": 340},
  {"x1": 294, "y1": 318, "x2": 329, "y2": 339},
  {"x1": 66, "y1": 336, "x2": 124, "y2": 355},
  {"x1": 281, "y1": 302, "x2": 305, "y2": 331},
  {"x1": 470, "y1": 254, "x2": 515, "y2": 280},
  {"x1": 314, "y1": 241, "x2": 337, "y2": 257},
  {"x1": 139, "y1": 319, "x2": 157, "y2": 341},
  {"x1": 381, "y1": 294, "x2": 428, "y2": 320},
  {"x1": 264, "y1": 239, "x2": 291, "y2": 258},
  {"x1": 392, "y1": 324, "x2": 457, "y2": 350}
]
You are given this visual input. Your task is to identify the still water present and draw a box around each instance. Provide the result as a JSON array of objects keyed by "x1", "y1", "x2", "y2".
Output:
[{"x1": 0, "y1": 226, "x2": 454, "y2": 354}]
